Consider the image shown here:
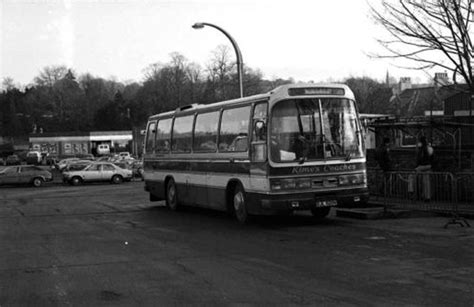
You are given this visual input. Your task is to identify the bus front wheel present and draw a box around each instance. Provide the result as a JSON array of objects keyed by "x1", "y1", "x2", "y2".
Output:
[
  {"x1": 233, "y1": 185, "x2": 248, "y2": 224},
  {"x1": 166, "y1": 179, "x2": 179, "y2": 211}
]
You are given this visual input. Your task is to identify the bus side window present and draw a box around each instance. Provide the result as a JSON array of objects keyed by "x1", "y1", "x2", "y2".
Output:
[
  {"x1": 194, "y1": 111, "x2": 219, "y2": 152},
  {"x1": 219, "y1": 106, "x2": 251, "y2": 152},
  {"x1": 172, "y1": 115, "x2": 194, "y2": 153},
  {"x1": 156, "y1": 118, "x2": 172, "y2": 153},
  {"x1": 145, "y1": 121, "x2": 157, "y2": 153}
]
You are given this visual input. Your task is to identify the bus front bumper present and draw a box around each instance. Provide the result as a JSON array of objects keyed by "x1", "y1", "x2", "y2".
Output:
[{"x1": 246, "y1": 188, "x2": 369, "y2": 214}]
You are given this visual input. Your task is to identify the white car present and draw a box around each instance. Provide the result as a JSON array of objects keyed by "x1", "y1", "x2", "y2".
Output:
[
  {"x1": 118, "y1": 152, "x2": 131, "y2": 159},
  {"x1": 63, "y1": 162, "x2": 133, "y2": 185},
  {"x1": 97, "y1": 144, "x2": 110, "y2": 156}
]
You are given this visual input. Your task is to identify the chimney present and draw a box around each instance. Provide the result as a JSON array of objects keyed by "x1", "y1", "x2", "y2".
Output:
[
  {"x1": 434, "y1": 72, "x2": 449, "y2": 87},
  {"x1": 399, "y1": 77, "x2": 412, "y2": 92}
]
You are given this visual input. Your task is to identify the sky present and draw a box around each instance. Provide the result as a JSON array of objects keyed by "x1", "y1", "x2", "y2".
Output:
[{"x1": 1, "y1": 0, "x2": 433, "y2": 87}]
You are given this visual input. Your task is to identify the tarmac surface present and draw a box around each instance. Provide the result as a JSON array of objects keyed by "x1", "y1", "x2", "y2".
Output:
[{"x1": 0, "y1": 181, "x2": 473, "y2": 306}]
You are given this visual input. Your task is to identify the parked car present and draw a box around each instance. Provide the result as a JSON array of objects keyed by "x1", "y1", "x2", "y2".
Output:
[
  {"x1": 45, "y1": 155, "x2": 59, "y2": 166},
  {"x1": 6, "y1": 155, "x2": 21, "y2": 165},
  {"x1": 133, "y1": 160, "x2": 144, "y2": 180},
  {"x1": 63, "y1": 162, "x2": 133, "y2": 185},
  {"x1": 97, "y1": 144, "x2": 110, "y2": 156},
  {"x1": 0, "y1": 165, "x2": 53, "y2": 187},
  {"x1": 63, "y1": 160, "x2": 92, "y2": 172},
  {"x1": 114, "y1": 160, "x2": 143, "y2": 180},
  {"x1": 96, "y1": 156, "x2": 111, "y2": 162},
  {"x1": 55, "y1": 158, "x2": 80, "y2": 171},
  {"x1": 75, "y1": 153, "x2": 95, "y2": 161},
  {"x1": 26, "y1": 151, "x2": 42, "y2": 165},
  {"x1": 118, "y1": 152, "x2": 131, "y2": 160}
]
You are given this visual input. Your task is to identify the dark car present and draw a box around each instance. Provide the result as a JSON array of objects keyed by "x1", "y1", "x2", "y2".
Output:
[
  {"x1": 0, "y1": 165, "x2": 53, "y2": 187},
  {"x1": 75, "y1": 153, "x2": 95, "y2": 161},
  {"x1": 63, "y1": 160, "x2": 92, "y2": 172},
  {"x1": 45, "y1": 155, "x2": 59, "y2": 166},
  {"x1": 115, "y1": 160, "x2": 143, "y2": 180},
  {"x1": 26, "y1": 151, "x2": 42, "y2": 165},
  {"x1": 6, "y1": 155, "x2": 21, "y2": 165}
]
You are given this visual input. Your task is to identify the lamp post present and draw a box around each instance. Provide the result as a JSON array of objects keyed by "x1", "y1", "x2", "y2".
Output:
[{"x1": 192, "y1": 22, "x2": 243, "y2": 98}]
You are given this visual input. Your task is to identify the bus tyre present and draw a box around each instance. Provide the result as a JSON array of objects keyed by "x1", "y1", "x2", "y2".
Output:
[
  {"x1": 233, "y1": 185, "x2": 248, "y2": 224},
  {"x1": 32, "y1": 177, "x2": 43, "y2": 187},
  {"x1": 311, "y1": 207, "x2": 331, "y2": 219},
  {"x1": 166, "y1": 179, "x2": 179, "y2": 211}
]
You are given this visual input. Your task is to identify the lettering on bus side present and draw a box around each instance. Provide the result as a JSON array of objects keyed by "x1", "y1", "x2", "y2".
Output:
[{"x1": 291, "y1": 163, "x2": 358, "y2": 175}]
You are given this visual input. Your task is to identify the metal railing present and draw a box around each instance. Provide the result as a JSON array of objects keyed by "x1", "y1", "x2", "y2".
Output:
[{"x1": 368, "y1": 169, "x2": 471, "y2": 228}]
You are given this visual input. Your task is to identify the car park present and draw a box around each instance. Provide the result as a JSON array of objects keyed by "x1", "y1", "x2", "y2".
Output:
[
  {"x1": 6, "y1": 155, "x2": 21, "y2": 165},
  {"x1": 63, "y1": 162, "x2": 133, "y2": 185},
  {"x1": 0, "y1": 165, "x2": 53, "y2": 187}
]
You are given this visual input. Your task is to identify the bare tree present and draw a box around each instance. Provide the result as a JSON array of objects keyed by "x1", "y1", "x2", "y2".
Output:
[
  {"x1": 142, "y1": 63, "x2": 164, "y2": 81},
  {"x1": 34, "y1": 65, "x2": 70, "y2": 87},
  {"x1": 206, "y1": 45, "x2": 234, "y2": 100},
  {"x1": 186, "y1": 62, "x2": 203, "y2": 104},
  {"x1": 370, "y1": 0, "x2": 473, "y2": 92},
  {"x1": 1, "y1": 77, "x2": 16, "y2": 92},
  {"x1": 168, "y1": 52, "x2": 188, "y2": 107}
]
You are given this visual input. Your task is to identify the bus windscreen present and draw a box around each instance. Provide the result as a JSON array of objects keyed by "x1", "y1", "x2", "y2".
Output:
[{"x1": 270, "y1": 98, "x2": 363, "y2": 162}]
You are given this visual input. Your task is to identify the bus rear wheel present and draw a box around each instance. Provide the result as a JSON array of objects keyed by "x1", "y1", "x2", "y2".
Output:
[
  {"x1": 311, "y1": 207, "x2": 331, "y2": 219},
  {"x1": 166, "y1": 179, "x2": 179, "y2": 211},
  {"x1": 233, "y1": 185, "x2": 248, "y2": 224}
]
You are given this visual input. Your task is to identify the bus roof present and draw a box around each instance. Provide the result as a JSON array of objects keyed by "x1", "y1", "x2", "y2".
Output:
[{"x1": 148, "y1": 83, "x2": 354, "y2": 120}]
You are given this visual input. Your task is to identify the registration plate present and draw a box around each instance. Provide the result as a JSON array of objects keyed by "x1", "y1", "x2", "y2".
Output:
[{"x1": 315, "y1": 200, "x2": 338, "y2": 207}]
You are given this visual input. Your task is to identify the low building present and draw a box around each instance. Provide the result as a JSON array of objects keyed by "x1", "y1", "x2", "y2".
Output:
[{"x1": 29, "y1": 130, "x2": 133, "y2": 157}]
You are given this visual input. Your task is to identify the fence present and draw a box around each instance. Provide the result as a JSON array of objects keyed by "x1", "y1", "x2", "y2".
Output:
[{"x1": 368, "y1": 168, "x2": 471, "y2": 227}]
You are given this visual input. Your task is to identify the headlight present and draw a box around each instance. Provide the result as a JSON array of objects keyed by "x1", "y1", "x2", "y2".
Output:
[
  {"x1": 338, "y1": 173, "x2": 367, "y2": 186},
  {"x1": 296, "y1": 178, "x2": 311, "y2": 189},
  {"x1": 281, "y1": 179, "x2": 296, "y2": 189},
  {"x1": 271, "y1": 178, "x2": 311, "y2": 190},
  {"x1": 271, "y1": 180, "x2": 282, "y2": 191}
]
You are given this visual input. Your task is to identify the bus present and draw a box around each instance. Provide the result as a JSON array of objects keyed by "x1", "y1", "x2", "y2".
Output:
[{"x1": 143, "y1": 83, "x2": 368, "y2": 223}]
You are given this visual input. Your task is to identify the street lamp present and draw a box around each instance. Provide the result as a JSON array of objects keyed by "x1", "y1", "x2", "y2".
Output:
[{"x1": 192, "y1": 22, "x2": 243, "y2": 98}]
